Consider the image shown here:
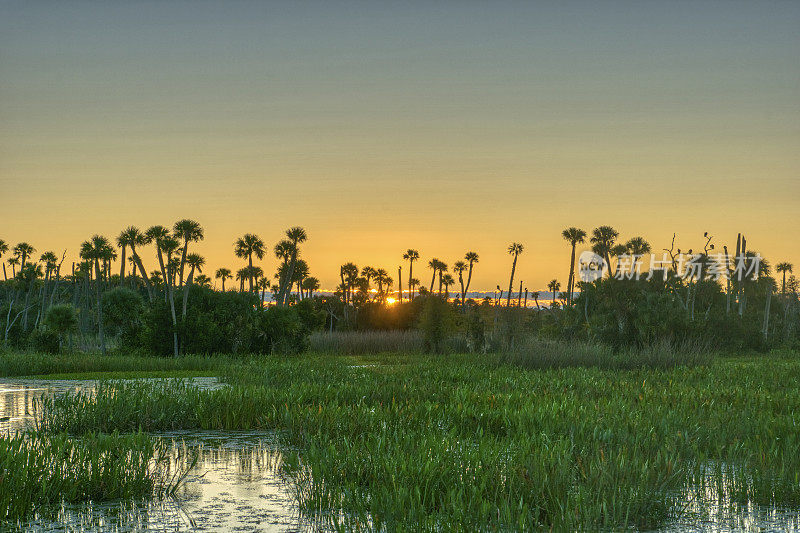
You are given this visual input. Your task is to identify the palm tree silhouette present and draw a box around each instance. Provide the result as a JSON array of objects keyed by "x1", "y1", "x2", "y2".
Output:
[
  {"x1": 427, "y1": 258, "x2": 442, "y2": 293},
  {"x1": 561, "y1": 227, "x2": 586, "y2": 305},
  {"x1": 506, "y1": 243, "x2": 523, "y2": 307},
  {"x1": 235, "y1": 268, "x2": 248, "y2": 292},
  {"x1": 173, "y1": 219, "x2": 204, "y2": 287},
  {"x1": 80, "y1": 235, "x2": 114, "y2": 356},
  {"x1": 777, "y1": 262, "x2": 794, "y2": 296},
  {"x1": 436, "y1": 261, "x2": 448, "y2": 296},
  {"x1": 7, "y1": 256, "x2": 19, "y2": 278},
  {"x1": 302, "y1": 276, "x2": 320, "y2": 298},
  {"x1": 280, "y1": 227, "x2": 307, "y2": 306},
  {"x1": 441, "y1": 274, "x2": 455, "y2": 301},
  {"x1": 194, "y1": 274, "x2": 211, "y2": 288},
  {"x1": 453, "y1": 261, "x2": 467, "y2": 306},
  {"x1": 181, "y1": 252, "x2": 205, "y2": 322},
  {"x1": 610, "y1": 244, "x2": 627, "y2": 277},
  {"x1": 374, "y1": 268, "x2": 389, "y2": 300},
  {"x1": 403, "y1": 249, "x2": 420, "y2": 300},
  {"x1": 463, "y1": 252, "x2": 479, "y2": 304},
  {"x1": 590, "y1": 226, "x2": 618, "y2": 278},
  {"x1": 13, "y1": 242, "x2": 35, "y2": 269},
  {"x1": 215, "y1": 267, "x2": 232, "y2": 292},
  {"x1": 235, "y1": 233, "x2": 266, "y2": 293},
  {"x1": 547, "y1": 279, "x2": 561, "y2": 307},
  {"x1": 118, "y1": 226, "x2": 152, "y2": 299},
  {"x1": 625, "y1": 236, "x2": 651, "y2": 273},
  {"x1": 0, "y1": 239, "x2": 8, "y2": 281}
]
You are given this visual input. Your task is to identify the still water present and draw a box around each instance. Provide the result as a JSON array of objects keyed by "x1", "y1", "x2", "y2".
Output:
[{"x1": 1, "y1": 378, "x2": 799, "y2": 532}]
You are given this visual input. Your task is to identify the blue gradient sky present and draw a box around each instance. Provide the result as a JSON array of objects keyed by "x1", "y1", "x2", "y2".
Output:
[{"x1": 1, "y1": 1, "x2": 798, "y2": 289}]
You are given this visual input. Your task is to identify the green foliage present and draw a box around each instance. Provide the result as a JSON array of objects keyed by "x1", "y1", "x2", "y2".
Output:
[
  {"x1": 102, "y1": 288, "x2": 144, "y2": 345},
  {"x1": 44, "y1": 304, "x2": 78, "y2": 341},
  {"x1": 29, "y1": 328, "x2": 60, "y2": 354},
  {"x1": 35, "y1": 354, "x2": 800, "y2": 530},
  {"x1": 418, "y1": 296, "x2": 452, "y2": 354},
  {"x1": 252, "y1": 306, "x2": 309, "y2": 355},
  {"x1": 465, "y1": 309, "x2": 486, "y2": 353}
]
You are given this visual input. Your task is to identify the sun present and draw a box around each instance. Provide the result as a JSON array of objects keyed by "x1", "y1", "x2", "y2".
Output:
[{"x1": 386, "y1": 297, "x2": 397, "y2": 305}]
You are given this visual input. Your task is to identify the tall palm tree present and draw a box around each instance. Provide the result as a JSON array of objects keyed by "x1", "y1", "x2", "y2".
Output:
[
  {"x1": 374, "y1": 268, "x2": 389, "y2": 300},
  {"x1": 145, "y1": 225, "x2": 180, "y2": 356},
  {"x1": 506, "y1": 243, "x2": 523, "y2": 307},
  {"x1": 547, "y1": 279, "x2": 561, "y2": 307},
  {"x1": 194, "y1": 274, "x2": 211, "y2": 288},
  {"x1": 273, "y1": 239, "x2": 293, "y2": 295},
  {"x1": 777, "y1": 262, "x2": 794, "y2": 296},
  {"x1": 173, "y1": 219, "x2": 204, "y2": 287},
  {"x1": 463, "y1": 252, "x2": 479, "y2": 303},
  {"x1": 361, "y1": 266, "x2": 377, "y2": 296},
  {"x1": 7, "y1": 256, "x2": 19, "y2": 278},
  {"x1": 215, "y1": 267, "x2": 232, "y2": 292},
  {"x1": 427, "y1": 258, "x2": 441, "y2": 293},
  {"x1": 561, "y1": 227, "x2": 586, "y2": 305},
  {"x1": 610, "y1": 244, "x2": 628, "y2": 277},
  {"x1": 181, "y1": 253, "x2": 205, "y2": 319},
  {"x1": 118, "y1": 226, "x2": 152, "y2": 300},
  {"x1": 436, "y1": 261, "x2": 448, "y2": 296},
  {"x1": 403, "y1": 249, "x2": 420, "y2": 300},
  {"x1": 235, "y1": 233, "x2": 266, "y2": 293},
  {"x1": 453, "y1": 261, "x2": 467, "y2": 306},
  {"x1": 340, "y1": 263, "x2": 359, "y2": 305},
  {"x1": 279, "y1": 227, "x2": 307, "y2": 306},
  {"x1": 590, "y1": 226, "x2": 618, "y2": 278},
  {"x1": 13, "y1": 242, "x2": 35, "y2": 269},
  {"x1": 0, "y1": 239, "x2": 8, "y2": 281},
  {"x1": 79, "y1": 235, "x2": 114, "y2": 356}
]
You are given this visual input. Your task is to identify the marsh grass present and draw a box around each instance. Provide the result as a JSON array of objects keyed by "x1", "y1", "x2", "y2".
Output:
[
  {"x1": 34, "y1": 354, "x2": 800, "y2": 530},
  {"x1": 308, "y1": 330, "x2": 469, "y2": 355},
  {"x1": 0, "y1": 351, "x2": 231, "y2": 378},
  {"x1": 499, "y1": 337, "x2": 712, "y2": 370},
  {"x1": 0, "y1": 431, "x2": 189, "y2": 523}
]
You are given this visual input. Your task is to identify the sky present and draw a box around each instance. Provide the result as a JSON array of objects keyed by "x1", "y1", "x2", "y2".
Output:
[{"x1": 1, "y1": 1, "x2": 798, "y2": 291}]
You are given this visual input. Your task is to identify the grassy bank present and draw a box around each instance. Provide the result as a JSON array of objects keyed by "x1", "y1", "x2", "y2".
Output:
[
  {"x1": 0, "y1": 351, "x2": 233, "y2": 378},
  {"x1": 33, "y1": 352, "x2": 800, "y2": 530},
  {"x1": 0, "y1": 431, "x2": 187, "y2": 523}
]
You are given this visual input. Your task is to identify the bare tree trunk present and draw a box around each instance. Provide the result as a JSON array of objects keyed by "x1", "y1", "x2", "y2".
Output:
[
  {"x1": 398, "y1": 266, "x2": 403, "y2": 304},
  {"x1": 567, "y1": 243, "x2": 576, "y2": 305},
  {"x1": 507, "y1": 255, "x2": 518, "y2": 307}
]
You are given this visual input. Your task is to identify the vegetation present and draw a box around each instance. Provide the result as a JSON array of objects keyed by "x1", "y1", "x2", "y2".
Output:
[
  {"x1": 29, "y1": 351, "x2": 800, "y2": 530},
  {"x1": 0, "y1": 431, "x2": 188, "y2": 522}
]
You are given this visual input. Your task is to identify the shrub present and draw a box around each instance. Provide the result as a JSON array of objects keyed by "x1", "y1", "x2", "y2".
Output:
[
  {"x1": 44, "y1": 304, "x2": 78, "y2": 352},
  {"x1": 418, "y1": 296, "x2": 453, "y2": 354}
]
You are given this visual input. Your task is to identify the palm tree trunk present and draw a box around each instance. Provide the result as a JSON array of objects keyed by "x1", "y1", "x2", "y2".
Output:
[
  {"x1": 130, "y1": 246, "x2": 153, "y2": 301},
  {"x1": 248, "y1": 254, "x2": 254, "y2": 293},
  {"x1": 178, "y1": 242, "x2": 188, "y2": 288},
  {"x1": 408, "y1": 261, "x2": 414, "y2": 300},
  {"x1": 429, "y1": 269, "x2": 436, "y2": 292},
  {"x1": 119, "y1": 244, "x2": 127, "y2": 285},
  {"x1": 398, "y1": 266, "x2": 402, "y2": 304},
  {"x1": 507, "y1": 255, "x2": 517, "y2": 307},
  {"x1": 568, "y1": 243, "x2": 576, "y2": 305},
  {"x1": 94, "y1": 259, "x2": 106, "y2": 356}
]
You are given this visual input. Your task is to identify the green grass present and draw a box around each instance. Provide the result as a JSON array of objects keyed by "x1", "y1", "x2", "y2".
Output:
[
  {"x1": 29, "y1": 370, "x2": 218, "y2": 380},
  {"x1": 0, "y1": 431, "x2": 189, "y2": 523},
  {"x1": 0, "y1": 351, "x2": 235, "y2": 378},
  {"x1": 33, "y1": 352, "x2": 800, "y2": 531}
]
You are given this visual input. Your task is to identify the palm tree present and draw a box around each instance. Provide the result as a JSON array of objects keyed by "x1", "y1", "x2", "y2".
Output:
[
  {"x1": 547, "y1": 279, "x2": 561, "y2": 307},
  {"x1": 625, "y1": 236, "x2": 651, "y2": 274},
  {"x1": 118, "y1": 226, "x2": 152, "y2": 299},
  {"x1": 7, "y1": 256, "x2": 19, "y2": 278},
  {"x1": 234, "y1": 233, "x2": 266, "y2": 292},
  {"x1": 235, "y1": 268, "x2": 248, "y2": 292},
  {"x1": 590, "y1": 226, "x2": 618, "y2": 277},
  {"x1": 561, "y1": 227, "x2": 586, "y2": 305},
  {"x1": 777, "y1": 262, "x2": 794, "y2": 296},
  {"x1": 273, "y1": 239, "x2": 293, "y2": 296},
  {"x1": 194, "y1": 274, "x2": 211, "y2": 288},
  {"x1": 437, "y1": 261, "x2": 448, "y2": 296},
  {"x1": 610, "y1": 244, "x2": 628, "y2": 277},
  {"x1": 374, "y1": 268, "x2": 389, "y2": 300},
  {"x1": 181, "y1": 253, "x2": 205, "y2": 319},
  {"x1": 463, "y1": 252, "x2": 479, "y2": 303},
  {"x1": 403, "y1": 249, "x2": 420, "y2": 300},
  {"x1": 215, "y1": 267, "x2": 232, "y2": 292},
  {"x1": 302, "y1": 276, "x2": 320, "y2": 298},
  {"x1": 441, "y1": 274, "x2": 455, "y2": 300},
  {"x1": 427, "y1": 258, "x2": 441, "y2": 293},
  {"x1": 280, "y1": 227, "x2": 307, "y2": 306},
  {"x1": 506, "y1": 243, "x2": 523, "y2": 307},
  {"x1": 13, "y1": 242, "x2": 35, "y2": 269},
  {"x1": 361, "y1": 266, "x2": 377, "y2": 298},
  {"x1": 145, "y1": 225, "x2": 180, "y2": 356},
  {"x1": 173, "y1": 219, "x2": 204, "y2": 287},
  {"x1": 340, "y1": 263, "x2": 359, "y2": 305},
  {"x1": 409, "y1": 278, "x2": 420, "y2": 297},
  {"x1": 0, "y1": 239, "x2": 8, "y2": 280},
  {"x1": 453, "y1": 261, "x2": 467, "y2": 306},
  {"x1": 257, "y1": 277, "x2": 271, "y2": 306},
  {"x1": 531, "y1": 291, "x2": 540, "y2": 310},
  {"x1": 79, "y1": 235, "x2": 114, "y2": 356}
]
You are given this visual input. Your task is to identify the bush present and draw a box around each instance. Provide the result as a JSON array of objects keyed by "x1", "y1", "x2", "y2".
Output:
[
  {"x1": 418, "y1": 296, "x2": 453, "y2": 354},
  {"x1": 29, "y1": 328, "x2": 60, "y2": 354},
  {"x1": 102, "y1": 288, "x2": 145, "y2": 346},
  {"x1": 253, "y1": 306, "x2": 308, "y2": 355},
  {"x1": 44, "y1": 304, "x2": 78, "y2": 352}
]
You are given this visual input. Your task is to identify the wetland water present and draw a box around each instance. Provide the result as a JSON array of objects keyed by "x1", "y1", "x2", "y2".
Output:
[{"x1": 1, "y1": 378, "x2": 799, "y2": 532}]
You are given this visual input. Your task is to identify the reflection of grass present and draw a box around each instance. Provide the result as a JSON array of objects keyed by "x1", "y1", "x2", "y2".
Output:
[
  {"x1": 35, "y1": 352, "x2": 800, "y2": 531},
  {"x1": 0, "y1": 431, "x2": 189, "y2": 522}
]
